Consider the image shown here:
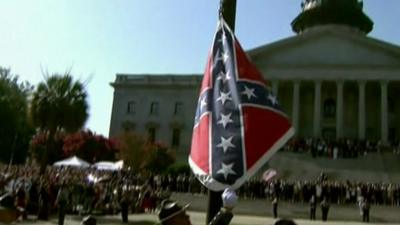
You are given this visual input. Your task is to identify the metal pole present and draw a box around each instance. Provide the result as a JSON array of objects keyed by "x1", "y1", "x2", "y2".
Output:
[
  {"x1": 206, "y1": 190, "x2": 223, "y2": 224},
  {"x1": 206, "y1": 1, "x2": 237, "y2": 224},
  {"x1": 220, "y1": 0, "x2": 237, "y2": 31}
]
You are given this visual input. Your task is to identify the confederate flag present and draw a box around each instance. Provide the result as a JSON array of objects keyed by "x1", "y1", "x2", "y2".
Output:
[{"x1": 189, "y1": 18, "x2": 294, "y2": 191}]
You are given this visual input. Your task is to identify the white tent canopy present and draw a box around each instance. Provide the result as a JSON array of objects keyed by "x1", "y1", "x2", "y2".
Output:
[
  {"x1": 53, "y1": 156, "x2": 90, "y2": 168},
  {"x1": 92, "y1": 160, "x2": 123, "y2": 171}
]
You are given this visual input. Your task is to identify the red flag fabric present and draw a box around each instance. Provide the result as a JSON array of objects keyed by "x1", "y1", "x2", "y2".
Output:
[{"x1": 189, "y1": 18, "x2": 294, "y2": 191}]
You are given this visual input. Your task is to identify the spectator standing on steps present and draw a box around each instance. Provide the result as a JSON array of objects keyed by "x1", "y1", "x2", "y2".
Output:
[
  {"x1": 320, "y1": 197, "x2": 330, "y2": 222},
  {"x1": 361, "y1": 198, "x2": 370, "y2": 222},
  {"x1": 309, "y1": 195, "x2": 316, "y2": 220}
]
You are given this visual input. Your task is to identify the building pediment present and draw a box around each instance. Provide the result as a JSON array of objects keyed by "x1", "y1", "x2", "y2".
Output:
[{"x1": 249, "y1": 25, "x2": 400, "y2": 69}]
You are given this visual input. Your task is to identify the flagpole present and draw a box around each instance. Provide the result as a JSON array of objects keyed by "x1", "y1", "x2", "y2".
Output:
[
  {"x1": 220, "y1": 0, "x2": 236, "y2": 32},
  {"x1": 206, "y1": 1, "x2": 237, "y2": 224}
]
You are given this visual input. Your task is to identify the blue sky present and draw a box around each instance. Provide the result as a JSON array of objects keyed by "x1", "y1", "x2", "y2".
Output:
[{"x1": 1, "y1": 0, "x2": 399, "y2": 136}]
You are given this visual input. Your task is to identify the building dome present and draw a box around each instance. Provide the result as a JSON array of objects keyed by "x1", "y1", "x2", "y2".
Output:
[{"x1": 291, "y1": 0, "x2": 373, "y2": 34}]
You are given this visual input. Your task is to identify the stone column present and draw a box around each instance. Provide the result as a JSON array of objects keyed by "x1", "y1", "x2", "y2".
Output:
[
  {"x1": 272, "y1": 81, "x2": 279, "y2": 97},
  {"x1": 381, "y1": 81, "x2": 388, "y2": 145},
  {"x1": 313, "y1": 81, "x2": 321, "y2": 138},
  {"x1": 292, "y1": 81, "x2": 300, "y2": 133},
  {"x1": 358, "y1": 81, "x2": 366, "y2": 140},
  {"x1": 336, "y1": 81, "x2": 344, "y2": 139}
]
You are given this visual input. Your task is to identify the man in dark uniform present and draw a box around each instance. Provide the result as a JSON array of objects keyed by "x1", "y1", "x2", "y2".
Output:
[
  {"x1": 272, "y1": 195, "x2": 278, "y2": 218},
  {"x1": 55, "y1": 183, "x2": 69, "y2": 225},
  {"x1": 320, "y1": 197, "x2": 330, "y2": 222},
  {"x1": 361, "y1": 198, "x2": 370, "y2": 222},
  {"x1": 120, "y1": 190, "x2": 130, "y2": 223},
  {"x1": 309, "y1": 195, "x2": 316, "y2": 220}
]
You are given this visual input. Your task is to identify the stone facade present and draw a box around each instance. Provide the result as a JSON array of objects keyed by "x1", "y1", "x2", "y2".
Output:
[
  {"x1": 249, "y1": 25, "x2": 400, "y2": 143},
  {"x1": 109, "y1": 75, "x2": 202, "y2": 161}
]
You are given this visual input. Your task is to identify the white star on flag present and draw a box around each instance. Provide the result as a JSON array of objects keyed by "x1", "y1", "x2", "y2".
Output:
[
  {"x1": 242, "y1": 86, "x2": 256, "y2": 100},
  {"x1": 216, "y1": 136, "x2": 235, "y2": 153},
  {"x1": 217, "y1": 162, "x2": 236, "y2": 180},
  {"x1": 222, "y1": 51, "x2": 229, "y2": 62},
  {"x1": 218, "y1": 33, "x2": 228, "y2": 43},
  {"x1": 217, "y1": 113, "x2": 233, "y2": 128},
  {"x1": 214, "y1": 49, "x2": 224, "y2": 62},
  {"x1": 213, "y1": 50, "x2": 226, "y2": 70},
  {"x1": 268, "y1": 94, "x2": 278, "y2": 105},
  {"x1": 200, "y1": 97, "x2": 207, "y2": 109},
  {"x1": 214, "y1": 49, "x2": 229, "y2": 64},
  {"x1": 216, "y1": 71, "x2": 231, "y2": 83},
  {"x1": 216, "y1": 91, "x2": 232, "y2": 105}
]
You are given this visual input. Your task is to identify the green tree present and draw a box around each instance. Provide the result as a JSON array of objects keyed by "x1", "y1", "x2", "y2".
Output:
[
  {"x1": 0, "y1": 67, "x2": 33, "y2": 164},
  {"x1": 117, "y1": 131, "x2": 147, "y2": 173},
  {"x1": 30, "y1": 131, "x2": 65, "y2": 164},
  {"x1": 29, "y1": 73, "x2": 88, "y2": 168},
  {"x1": 117, "y1": 131, "x2": 175, "y2": 174},
  {"x1": 142, "y1": 142, "x2": 175, "y2": 174}
]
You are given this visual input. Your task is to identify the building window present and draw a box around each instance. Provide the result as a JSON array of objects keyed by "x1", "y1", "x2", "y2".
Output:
[
  {"x1": 127, "y1": 101, "x2": 136, "y2": 114},
  {"x1": 174, "y1": 102, "x2": 183, "y2": 115},
  {"x1": 150, "y1": 102, "x2": 159, "y2": 115},
  {"x1": 171, "y1": 128, "x2": 181, "y2": 148},
  {"x1": 323, "y1": 98, "x2": 336, "y2": 118},
  {"x1": 148, "y1": 127, "x2": 156, "y2": 143}
]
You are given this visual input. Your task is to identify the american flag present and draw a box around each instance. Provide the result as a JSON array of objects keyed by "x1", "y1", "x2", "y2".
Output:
[{"x1": 189, "y1": 18, "x2": 294, "y2": 191}]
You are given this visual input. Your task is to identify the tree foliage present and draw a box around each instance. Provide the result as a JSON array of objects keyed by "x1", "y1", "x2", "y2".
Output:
[
  {"x1": 142, "y1": 142, "x2": 175, "y2": 174},
  {"x1": 29, "y1": 73, "x2": 89, "y2": 168},
  {"x1": 166, "y1": 163, "x2": 191, "y2": 176},
  {"x1": 117, "y1": 131, "x2": 147, "y2": 173},
  {"x1": 30, "y1": 130, "x2": 118, "y2": 164},
  {"x1": 63, "y1": 130, "x2": 118, "y2": 163},
  {"x1": 29, "y1": 131, "x2": 65, "y2": 164},
  {"x1": 0, "y1": 67, "x2": 33, "y2": 164},
  {"x1": 117, "y1": 131, "x2": 175, "y2": 174},
  {"x1": 30, "y1": 73, "x2": 88, "y2": 134}
]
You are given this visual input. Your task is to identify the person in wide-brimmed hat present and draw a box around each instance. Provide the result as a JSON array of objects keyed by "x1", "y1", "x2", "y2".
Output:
[
  {"x1": 158, "y1": 188, "x2": 237, "y2": 225},
  {"x1": 158, "y1": 200, "x2": 191, "y2": 225}
]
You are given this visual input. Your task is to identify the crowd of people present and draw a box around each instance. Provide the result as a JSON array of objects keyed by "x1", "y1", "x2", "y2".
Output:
[
  {"x1": 283, "y1": 138, "x2": 400, "y2": 159},
  {"x1": 158, "y1": 173, "x2": 400, "y2": 208},
  {"x1": 241, "y1": 177, "x2": 400, "y2": 207},
  {"x1": 0, "y1": 164, "x2": 399, "y2": 224},
  {"x1": 0, "y1": 165, "x2": 170, "y2": 223}
]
